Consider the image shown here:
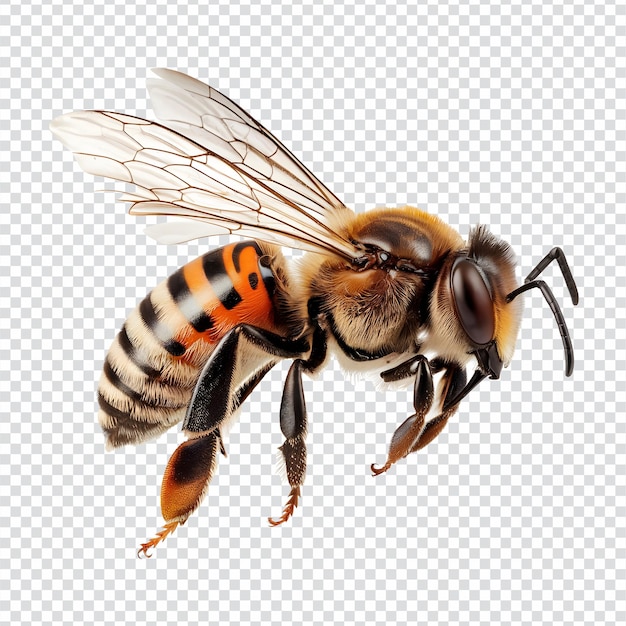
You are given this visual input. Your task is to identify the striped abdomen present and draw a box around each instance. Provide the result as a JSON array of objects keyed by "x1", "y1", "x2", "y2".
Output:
[{"x1": 98, "y1": 241, "x2": 282, "y2": 448}]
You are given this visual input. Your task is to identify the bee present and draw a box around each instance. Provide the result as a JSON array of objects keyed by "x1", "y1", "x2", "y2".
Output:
[{"x1": 51, "y1": 70, "x2": 579, "y2": 557}]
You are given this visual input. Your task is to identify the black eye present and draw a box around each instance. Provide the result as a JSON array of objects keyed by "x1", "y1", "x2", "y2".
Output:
[{"x1": 451, "y1": 259, "x2": 495, "y2": 345}]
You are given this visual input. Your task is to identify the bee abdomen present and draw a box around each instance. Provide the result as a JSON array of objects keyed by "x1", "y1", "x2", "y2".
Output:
[
  {"x1": 98, "y1": 241, "x2": 282, "y2": 449},
  {"x1": 98, "y1": 321, "x2": 201, "y2": 449}
]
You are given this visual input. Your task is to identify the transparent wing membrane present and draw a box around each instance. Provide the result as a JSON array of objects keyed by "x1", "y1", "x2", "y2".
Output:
[
  {"x1": 147, "y1": 69, "x2": 347, "y2": 219},
  {"x1": 50, "y1": 71, "x2": 360, "y2": 259}
]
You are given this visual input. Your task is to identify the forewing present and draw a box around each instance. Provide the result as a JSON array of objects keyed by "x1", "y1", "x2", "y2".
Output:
[
  {"x1": 147, "y1": 69, "x2": 348, "y2": 221},
  {"x1": 50, "y1": 109, "x2": 360, "y2": 258}
]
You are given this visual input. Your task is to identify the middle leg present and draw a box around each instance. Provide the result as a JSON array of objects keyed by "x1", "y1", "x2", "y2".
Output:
[
  {"x1": 268, "y1": 359, "x2": 308, "y2": 526},
  {"x1": 268, "y1": 323, "x2": 327, "y2": 525}
]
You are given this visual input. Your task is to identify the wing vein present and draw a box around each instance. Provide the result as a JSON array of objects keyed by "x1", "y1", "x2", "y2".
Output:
[{"x1": 50, "y1": 71, "x2": 362, "y2": 259}]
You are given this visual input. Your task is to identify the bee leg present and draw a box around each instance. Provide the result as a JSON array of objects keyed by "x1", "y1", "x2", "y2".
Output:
[
  {"x1": 138, "y1": 432, "x2": 220, "y2": 558},
  {"x1": 269, "y1": 359, "x2": 308, "y2": 526},
  {"x1": 183, "y1": 325, "x2": 309, "y2": 435},
  {"x1": 409, "y1": 364, "x2": 468, "y2": 452},
  {"x1": 371, "y1": 356, "x2": 434, "y2": 475},
  {"x1": 380, "y1": 354, "x2": 425, "y2": 382},
  {"x1": 267, "y1": 323, "x2": 327, "y2": 525},
  {"x1": 139, "y1": 325, "x2": 309, "y2": 557}
]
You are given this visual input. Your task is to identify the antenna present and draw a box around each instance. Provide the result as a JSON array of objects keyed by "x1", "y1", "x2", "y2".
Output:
[{"x1": 506, "y1": 247, "x2": 579, "y2": 376}]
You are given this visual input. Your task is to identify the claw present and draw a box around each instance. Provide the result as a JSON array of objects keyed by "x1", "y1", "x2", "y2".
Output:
[
  {"x1": 371, "y1": 413, "x2": 426, "y2": 476},
  {"x1": 370, "y1": 462, "x2": 391, "y2": 476},
  {"x1": 137, "y1": 521, "x2": 179, "y2": 558},
  {"x1": 268, "y1": 486, "x2": 300, "y2": 526}
]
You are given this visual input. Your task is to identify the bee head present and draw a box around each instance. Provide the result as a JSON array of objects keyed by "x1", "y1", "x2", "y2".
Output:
[{"x1": 431, "y1": 225, "x2": 523, "y2": 377}]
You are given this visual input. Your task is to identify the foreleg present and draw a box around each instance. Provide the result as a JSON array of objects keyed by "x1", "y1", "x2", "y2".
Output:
[
  {"x1": 409, "y1": 364, "x2": 467, "y2": 452},
  {"x1": 371, "y1": 356, "x2": 434, "y2": 475},
  {"x1": 372, "y1": 359, "x2": 468, "y2": 475}
]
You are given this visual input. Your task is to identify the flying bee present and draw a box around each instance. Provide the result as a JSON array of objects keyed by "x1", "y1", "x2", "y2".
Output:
[{"x1": 51, "y1": 70, "x2": 579, "y2": 557}]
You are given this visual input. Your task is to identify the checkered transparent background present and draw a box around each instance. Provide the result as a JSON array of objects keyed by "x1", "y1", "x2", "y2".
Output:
[{"x1": 2, "y1": 1, "x2": 624, "y2": 625}]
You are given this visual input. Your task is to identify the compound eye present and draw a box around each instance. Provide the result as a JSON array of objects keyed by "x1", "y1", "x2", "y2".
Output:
[{"x1": 451, "y1": 259, "x2": 495, "y2": 345}]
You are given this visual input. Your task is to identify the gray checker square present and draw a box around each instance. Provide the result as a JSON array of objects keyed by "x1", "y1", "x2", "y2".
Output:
[{"x1": 2, "y1": 1, "x2": 624, "y2": 625}]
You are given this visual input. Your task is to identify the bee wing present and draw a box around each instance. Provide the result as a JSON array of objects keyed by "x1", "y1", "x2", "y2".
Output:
[
  {"x1": 51, "y1": 74, "x2": 360, "y2": 259},
  {"x1": 147, "y1": 69, "x2": 349, "y2": 221}
]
